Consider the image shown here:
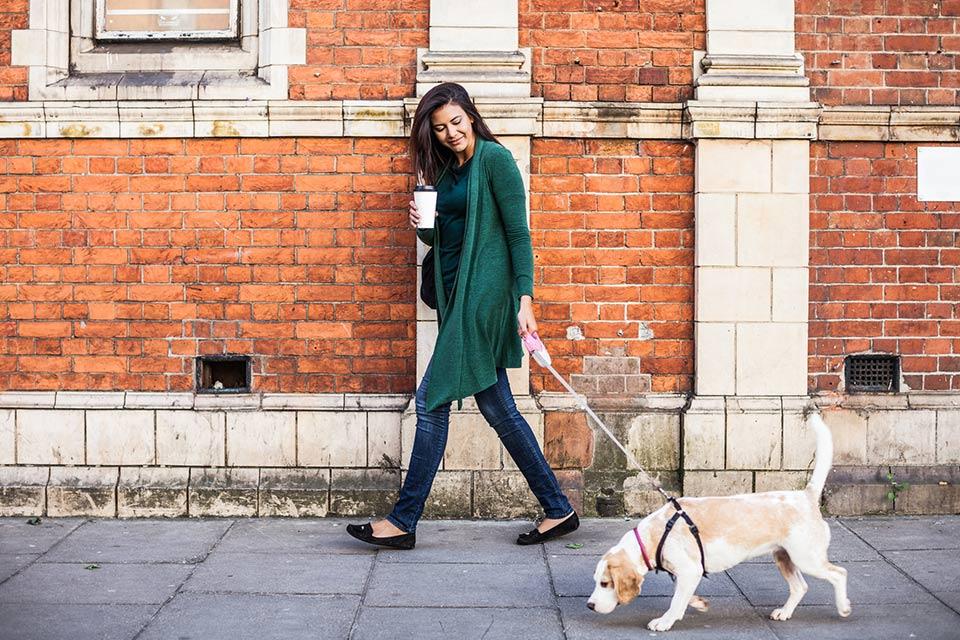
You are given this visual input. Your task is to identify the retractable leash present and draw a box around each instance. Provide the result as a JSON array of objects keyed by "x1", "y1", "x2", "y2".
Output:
[{"x1": 522, "y1": 332, "x2": 707, "y2": 578}]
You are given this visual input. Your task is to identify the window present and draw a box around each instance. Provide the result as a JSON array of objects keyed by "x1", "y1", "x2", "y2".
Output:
[
  {"x1": 12, "y1": 0, "x2": 305, "y2": 101},
  {"x1": 97, "y1": 0, "x2": 239, "y2": 40}
]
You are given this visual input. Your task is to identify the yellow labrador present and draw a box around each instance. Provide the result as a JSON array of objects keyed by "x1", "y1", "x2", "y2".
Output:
[{"x1": 587, "y1": 413, "x2": 850, "y2": 631}]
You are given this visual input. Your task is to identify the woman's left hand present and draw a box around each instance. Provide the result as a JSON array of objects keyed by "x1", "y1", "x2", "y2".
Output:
[{"x1": 517, "y1": 295, "x2": 538, "y2": 337}]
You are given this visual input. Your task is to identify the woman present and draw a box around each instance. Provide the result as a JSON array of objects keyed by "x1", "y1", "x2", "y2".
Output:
[{"x1": 346, "y1": 83, "x2": 579, "y2": 550}]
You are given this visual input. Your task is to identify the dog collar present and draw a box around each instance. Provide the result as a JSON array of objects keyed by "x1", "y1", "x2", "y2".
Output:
[{"x1": 633, "y1": 526, "x2": 654, "y2": 572}]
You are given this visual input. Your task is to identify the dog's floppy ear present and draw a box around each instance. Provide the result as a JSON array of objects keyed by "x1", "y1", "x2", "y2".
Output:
[{"x1": 607, "y1": 550, "x2": 641, "y2": 604}]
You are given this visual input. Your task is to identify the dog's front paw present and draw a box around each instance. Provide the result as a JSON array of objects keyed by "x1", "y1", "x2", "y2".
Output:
[
  {"x1": 838, "y1": 599, "x2": 851, "y2": 618},
  {"x1": 769, "y1": 607, "x2": 792, "y2": 621},
  {"x1": 647, "y1": 616, "x2": 676, "y2": 632}
]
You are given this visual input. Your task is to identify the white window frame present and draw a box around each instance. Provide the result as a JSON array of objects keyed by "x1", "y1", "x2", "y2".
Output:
[
  {"x1": 12, "y1": 0, "x2": 305, "y2": 101},
  {"x1": 95, "y1": 0, "x2": 240, "y2": 41}
]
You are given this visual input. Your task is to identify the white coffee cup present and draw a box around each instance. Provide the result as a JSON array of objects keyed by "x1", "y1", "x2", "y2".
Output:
[{"x1": 414, "y1": 185, "x2": 437, "y2": 229}]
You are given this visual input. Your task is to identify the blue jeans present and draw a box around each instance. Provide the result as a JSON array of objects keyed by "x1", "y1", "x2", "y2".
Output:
[{"x1": 386, "y1": 361, "x2": 573, "y2": 533}]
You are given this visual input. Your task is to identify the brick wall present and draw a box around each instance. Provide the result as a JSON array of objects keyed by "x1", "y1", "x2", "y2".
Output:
[
  {"x1": 520, "y1": 0, "x2": 705, "y2": 102},
  {"x1": 0, "y1": 0, "x2": 27, "y2": 101},
  {"x1": 530, "y1": 139, "x2": 694, "y2": 395},
  {"x1": 0, "y1": 138, "x2": 417, "y2": 393},
  {"x1": 797, "y1": 0, "x2": 960, "y2": 106},
  {"x1": 0, "y1": 2, "x2": 427, "y2": 102},
  {"x1": 288, "y1": 0, "x2": 427, "y2": 100},
  {"x1": 809, "y1": 141, "x2": 960, "y2": 392}
]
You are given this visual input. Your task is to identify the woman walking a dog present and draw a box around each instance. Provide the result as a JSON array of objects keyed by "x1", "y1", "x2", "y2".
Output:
[{"x1": 347, "y1": 82, "x2": 579, "y2": 550}]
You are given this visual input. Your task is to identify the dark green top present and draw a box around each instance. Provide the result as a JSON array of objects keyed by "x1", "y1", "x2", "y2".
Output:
[
  {"x1": 436, "y1": 156, "x2": 471, "y2": 297},
  {"x1": 416, "y1": 139, "x2": 534, "y2": 411}
]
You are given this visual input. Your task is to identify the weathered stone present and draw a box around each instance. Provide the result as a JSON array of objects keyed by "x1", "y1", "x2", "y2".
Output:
[
  {"x1": 503, "y1": 401, "x2": 544, "y2": 472},
  {"x1": 118, "y1": 468, "x2": 188, "y2": 517},
  {"x1": 86, "y1": 410, "x2": 155, "y2": 465},
  {"x1": 329, "y1": 469, "x2": 399, "y2": 517},
  {"x1": 156, "y1": 411, "x2": 225, "y2": 467},
  {"x1": 16, "y1": 410, "x2": 84, "y2": 465},
  {"x1": 583, "y1": 468, "x2": 640, "y2": 517},
  {"x1": 683, "y1": 408, "x2": 725, "y2": 470},
  {"x1": 259, "y1": 468, "x2": 330, "y2": 517},
  {"x1": 936, "y1": 410, "x2": 960, "y2": 464},
  {"x1": 823, "y1": 483, "x2": 892, "y2": 516},
  {"x1": 0, "y1": 410, "x2": 14, "y2": 464},
  {"x1": 782, "y1": 410, "x2": 816, "y2": 470},
  {"x1": 473, "y1": 471, "x2": 540, "y2": 518},
  {"x1": 0, "y1": 466, "x2": 48, "y2": 516},
  {"x1": 444, "y1": 411, "x2": 501, "y2": 470},
  {"x1": 226, "y1": 412, "x2": 295, "y2": 467},
  {"x1": 47, "y1": 466, "x2": 118, "y2": 517},
  {"x1": 297, "y1": 411, "x2": 366, "y2": 467},
  {"x1": 367, "y1": 412, "x2": 402, "y2": 470},
  {"x1": 189, "y1": 468, "x2": 258, "y2": 517},
  {"x1": 754, "y1": 470, "x2": 808, "y2": 493},
  {"x1": 554, "y1": 469, "x2": 585, "y2": 516},
  {"x1": 418, "y1": 470, "x2": 472, "y2": 519},
  {"x1": 726, "y1": 409, "x2": 781, "y2": 470},
  {"x1": 894, "y1": 484, "x2": 960, "y2": 515},
  {"x1": 683, "y1": 470, "x2": 752, "y2": 497},
  {"x1": 624, "y1": 475, "x2": 670, "y2": 516},
  {"x1": 625, "y1": 413, "x2": 679, "y2": 470},
  {"x1": 543, "y1": 411, "x2": 594, "y2": 469},
  {"x1": 867, "y1": 410, "x2": 936, "y2": 465}
]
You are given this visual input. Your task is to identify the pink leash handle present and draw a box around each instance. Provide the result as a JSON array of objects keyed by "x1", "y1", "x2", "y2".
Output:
[{"x1": 521, "y1": 331, "x2": 545, "y2": 354}]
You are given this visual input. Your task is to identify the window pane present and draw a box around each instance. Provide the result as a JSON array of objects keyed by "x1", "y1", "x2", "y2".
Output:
[{"x1": 102, "y1": 0, "x2": 234, "y2": 35}]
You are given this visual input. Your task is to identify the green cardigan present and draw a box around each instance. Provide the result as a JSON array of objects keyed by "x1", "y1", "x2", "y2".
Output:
[{"x1": 416, "y1": 138, "x2": 534, "y2": 411}]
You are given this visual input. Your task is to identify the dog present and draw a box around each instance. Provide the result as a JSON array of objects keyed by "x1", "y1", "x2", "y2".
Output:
[{"x1": 587, "y1": 413, "x2": 850, "y2": 631}]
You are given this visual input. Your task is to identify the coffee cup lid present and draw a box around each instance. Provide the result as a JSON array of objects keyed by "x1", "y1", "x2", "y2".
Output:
[{"x1": 414, "y1": 185, "x2": 436, "y2": 191}]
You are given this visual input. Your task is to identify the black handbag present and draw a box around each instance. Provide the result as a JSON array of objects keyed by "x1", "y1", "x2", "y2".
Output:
[{"x1": 420, "y1": 248, "x2": 437, "y2": 309}]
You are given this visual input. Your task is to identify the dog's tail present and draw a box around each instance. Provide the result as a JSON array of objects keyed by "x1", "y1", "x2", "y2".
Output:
[{"x1": 805, "y1": 413, "x2": 833, "y2": 498}]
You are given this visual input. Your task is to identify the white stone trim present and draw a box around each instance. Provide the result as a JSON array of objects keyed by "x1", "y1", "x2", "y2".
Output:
[
  {"x1": 12, "y1": 0, "x2": 305, "y2": 101},
  {"x1": 3, "y1": 101, "x2": 960, "y2": 141},
  {"x1": 0, "y1": 391, "x2": 409, "y2": 411}
]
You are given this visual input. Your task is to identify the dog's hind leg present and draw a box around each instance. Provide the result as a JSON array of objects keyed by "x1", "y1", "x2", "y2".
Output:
[
  {"x1": 769, "y1": 548, "x2": 808, "y2": 621},
  {"x1": 784, "y1": 540, "x2": 851, "y2": 618}
]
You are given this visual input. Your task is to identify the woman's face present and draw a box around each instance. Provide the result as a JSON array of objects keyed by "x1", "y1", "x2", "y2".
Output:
[{"x1": 430, "y1": 102, "x2": 475, "y2": 160}]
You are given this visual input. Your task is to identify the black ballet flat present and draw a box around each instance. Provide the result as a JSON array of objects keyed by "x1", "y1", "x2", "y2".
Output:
[
  {"x1": 346, "y1": 523, "x2": 416, "y2": 550},
  {"x1": 516, "y1": 512, "x2": 580, "y2": 546}
]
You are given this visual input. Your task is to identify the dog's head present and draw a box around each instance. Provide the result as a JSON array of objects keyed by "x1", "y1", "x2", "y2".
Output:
[{"x1": 587, "y1": 548, "x2": 644, "y2": 614}]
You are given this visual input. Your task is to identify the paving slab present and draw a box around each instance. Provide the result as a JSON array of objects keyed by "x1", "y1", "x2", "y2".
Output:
[
  {"x1": 136, "y1": 593, "x2": 360, "y2": 640},
  {"x1": 377, "y1": 520, "x2": 546, "y2": 564},
  {"x1": 842, "y1": 516, "x2": 960, "y2": 550},
  {"x1": 934, "y1": 591, "x2": 960, "y2": 613},
  {"x1": 559, "y1": 596, "x2": 778, "y2": 640},
  {"x1": 214, "y1": 518, "x2": 376, "y2": 555},
  {"x1": 0, "y1": 554, "x2": 39, "y2": 583},
  {"x1": 547, "y1": 552, "x2": 741, "y2": 598},
  {"x1": 881, "y1": 549, "x2": 960, "y2": 593},
  {"x1": 760, "y1": 603, "x2": 960, "y2": 640},
  {"x1": 364, "y1": 562, "x2": 553, "y2": 608},
  {"x1": 0, "y1": 603, "x2": 159, "y2": 640},
  {"x1": 41, "y1": 519, "x2": 232, "y2": 564},
  {"x1": 543, "y1": 518, "x2": 635, "y2": 556},
  {"x1": 353, "y1": 606, "x2": 565, "y2": 640},
  {"x1": 729, "y1": 560, "x2": 938, "y2": 607},
  {"x1": 0, "y1": 518, "x2": 86, "y2": 555},
  {"x1": 183, "y1": 552, "x2": 372, "y2": 595},
  {"x1": 0, "y1": 562, "x2": 191, "y2": 604}
]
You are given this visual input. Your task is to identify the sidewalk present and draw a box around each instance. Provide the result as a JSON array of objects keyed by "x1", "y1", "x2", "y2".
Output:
[{"x1": 0, "y1": 516, "x2": 957, "y2": 640}]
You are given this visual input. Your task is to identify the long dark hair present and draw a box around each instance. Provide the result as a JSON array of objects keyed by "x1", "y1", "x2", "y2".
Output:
[{"x1": 410, "y1": 83, "x2": 498, "y2": 186}]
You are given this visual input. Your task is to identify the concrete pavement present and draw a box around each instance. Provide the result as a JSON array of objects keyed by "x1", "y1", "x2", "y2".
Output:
[{"x1": 0, "y1": 516, "x2": 958, "y2": 639}]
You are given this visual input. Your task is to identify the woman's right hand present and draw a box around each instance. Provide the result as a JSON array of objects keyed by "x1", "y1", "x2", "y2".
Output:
[{"x1": 408, "y1": 201, "x2": 420, "y2": 228}]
